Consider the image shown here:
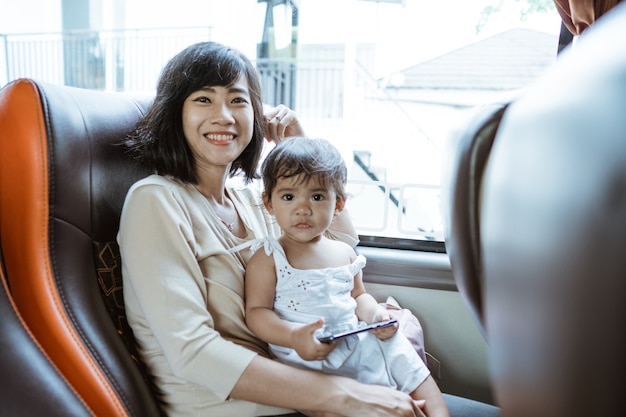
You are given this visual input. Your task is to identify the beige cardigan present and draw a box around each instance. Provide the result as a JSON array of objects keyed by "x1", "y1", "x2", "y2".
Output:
[{"x1": 119, "y1": 174, "x2": 293, "y2": 416}]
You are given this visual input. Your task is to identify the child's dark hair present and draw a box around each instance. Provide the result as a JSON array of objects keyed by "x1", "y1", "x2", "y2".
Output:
[
  {"x1": 261, "y1": 137, "x2": 347, "y2": 201},
  {"x1": 124, "y1": 41, "x2": 266, "y2": 184}
]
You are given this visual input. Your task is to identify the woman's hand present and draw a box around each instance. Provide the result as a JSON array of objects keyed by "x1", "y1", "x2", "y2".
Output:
[
  {"x1": 344, "y1": 387, "x2": 427, "y2": 417},
  {"x1": 300, "y1": 383, "x2": 427, "y2": 417},
  {"x1": 233, "y1": 355, "x2": 428, "y2": 417},
  {"x1": 263, "y1": 103, "x2": 305, "y2": 143},
  {"x1": 304, "y1": 399, "x2": 426, "y2": 417}
]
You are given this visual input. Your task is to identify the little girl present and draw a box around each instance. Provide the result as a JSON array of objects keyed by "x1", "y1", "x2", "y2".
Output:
[{"x1": 234, "y1": 136, "x2": 449, "y2": 417}]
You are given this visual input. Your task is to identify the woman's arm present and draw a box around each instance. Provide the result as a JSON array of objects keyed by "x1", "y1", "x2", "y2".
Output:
[{"x1": 232, "y1": 355, "x2": 425, "y2": 417}]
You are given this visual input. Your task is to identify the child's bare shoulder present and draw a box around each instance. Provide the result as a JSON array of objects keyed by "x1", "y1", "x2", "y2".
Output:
[
  {"x1": 325, "y1": 236, "x2": 357, "y2": 256},
  {"x1": 247, "y1": 245, "x2": 275, "y2": 269}
]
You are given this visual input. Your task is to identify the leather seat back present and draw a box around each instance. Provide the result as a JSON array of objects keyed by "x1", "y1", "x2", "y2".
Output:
[
  {"x1": 0, "y1": 78, "x2": 162, "y2": 416},
  {"x1": 441, "y1": 97, "x2": 512, "y2": 336},
  {"x1": 481, "y1": 4, "x2": 626, "y2": 416},
  {"x1": 0, "y1": 264, "x2": 93, "y2": 416}
]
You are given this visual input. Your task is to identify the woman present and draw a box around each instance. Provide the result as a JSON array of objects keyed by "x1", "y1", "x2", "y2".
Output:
[{"x1": 118, "y1": 41, "x2": 426, "y2": 417}]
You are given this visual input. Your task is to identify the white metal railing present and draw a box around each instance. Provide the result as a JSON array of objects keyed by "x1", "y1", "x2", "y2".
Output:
[
  {"x1": 1, "y1": 27, "x2": 446, "y2": 242},
  {"x1": 1, "y1": 27, "x2": 212, "y2": 91}
]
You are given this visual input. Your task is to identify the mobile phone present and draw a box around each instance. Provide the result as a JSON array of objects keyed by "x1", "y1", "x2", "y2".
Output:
[{"x1": 317, "y1": 319, "x2": 398, "y2": 343}]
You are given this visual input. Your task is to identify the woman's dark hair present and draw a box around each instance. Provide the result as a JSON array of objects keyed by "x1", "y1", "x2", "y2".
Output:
[
  {"x1": 261, "y1": 137, "x2": 348, "y2": 202},
  {"x1": 125, "y1": 41, "x2": 266, "y2": 183}
]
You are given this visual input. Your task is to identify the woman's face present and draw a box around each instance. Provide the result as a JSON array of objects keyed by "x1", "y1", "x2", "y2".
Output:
[{"x1": 182, "y1": 76, "x2": 254, "y2": 174}]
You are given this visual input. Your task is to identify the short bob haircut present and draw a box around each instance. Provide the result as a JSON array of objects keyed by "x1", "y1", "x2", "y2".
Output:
[
  {"x1": 125, "y1": 41, "x2": 266, "y2": 183},
  {"x1": 261, "y1": 137, "x2": 348, "y2": 203}
]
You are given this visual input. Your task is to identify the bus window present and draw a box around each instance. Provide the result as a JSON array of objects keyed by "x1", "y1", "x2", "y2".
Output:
[
  {"x1": 0, "y1": 0, "x2": 562, "y2": 249},
  {"x1": 289, "y1": 0, "x2": 561, "y2": 248}
]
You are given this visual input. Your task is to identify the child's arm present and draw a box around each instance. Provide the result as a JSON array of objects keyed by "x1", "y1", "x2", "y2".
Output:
[
  {"x1": 244, "y1": 250, "x2": 335, "y2": 361},
  {"x1": 352, "y1": 266, "x2": 399, "y2": 341}
]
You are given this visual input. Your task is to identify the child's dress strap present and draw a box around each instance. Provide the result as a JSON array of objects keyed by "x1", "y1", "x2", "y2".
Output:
[
  {"x1": 349, "y1": 255, "x2": 366, "y2": 275},
  {"x1": 228, "y1": 236, "x2": 281, "y2": 257}
]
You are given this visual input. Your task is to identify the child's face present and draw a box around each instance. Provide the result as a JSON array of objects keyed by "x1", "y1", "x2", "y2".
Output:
[{"x1": 265, "y1": 174, "x2": 340, "y2": 243}]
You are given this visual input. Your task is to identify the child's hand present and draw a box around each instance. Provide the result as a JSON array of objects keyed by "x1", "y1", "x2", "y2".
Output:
[
  {"x1": 370, "y1": 309, "x2": 398, "y2": 341},
  {"x1": 291, "y1": 318, "x2": 335, "y2": 361}
]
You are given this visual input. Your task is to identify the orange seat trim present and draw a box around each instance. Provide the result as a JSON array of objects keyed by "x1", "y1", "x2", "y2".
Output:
[{"x1": 0, "y1": 79, "x2": 129, "y2": 417}]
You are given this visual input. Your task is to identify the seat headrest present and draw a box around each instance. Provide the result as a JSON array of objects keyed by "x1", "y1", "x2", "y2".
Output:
[
  {"x1": 441, "y1": 97, "x2": 512, "y2": 336},
  {"x1": 481, "y1": 3, "x2": 626, "y2": 416}
]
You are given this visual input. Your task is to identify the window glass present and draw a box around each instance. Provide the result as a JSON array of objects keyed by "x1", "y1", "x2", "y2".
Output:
[
  {"x1": 289, "y1": 0, "x2": 561, "y2": 245},
  {"x1": 0, "y1": 0, "x2": 561, "y2": 247}
]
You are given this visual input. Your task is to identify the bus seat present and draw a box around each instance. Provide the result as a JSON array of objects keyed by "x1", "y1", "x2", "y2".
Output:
[
  {"x1": 0, "y1": 262, "x2": 93, "y2": 416},
  {"x1": 441, "y1": 96, "x2": 512, "y2": 338},
  {"x1": 0, "y1": 79, "x2": 162, "y2": 416},
  {"x1": 480, "y1": 3, "x2": 626, "y2": 416}
]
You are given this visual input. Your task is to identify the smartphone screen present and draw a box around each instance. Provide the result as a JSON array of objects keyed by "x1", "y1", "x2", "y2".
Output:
[{"x1": 317, "y1": 319, "x2": 398, "y2": 343}]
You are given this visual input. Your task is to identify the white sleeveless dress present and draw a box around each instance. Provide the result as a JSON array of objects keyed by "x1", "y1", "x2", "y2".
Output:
[{"x1": 235, "y1": 237, "x2": 430, "y2": 394}]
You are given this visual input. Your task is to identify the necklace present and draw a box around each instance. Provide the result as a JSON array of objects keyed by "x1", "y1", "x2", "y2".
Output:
[
  {"x1": 193, "y1": 185, "x2": 237, "y2": 232},
  {"x1": 219, "y1": 208, "x2": 237, "y2": 232},
  {"x1": 216, "y1": 195, "x2": 238, "y2": 232}
]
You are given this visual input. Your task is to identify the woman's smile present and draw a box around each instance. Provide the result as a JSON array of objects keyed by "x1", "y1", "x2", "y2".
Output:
[{"x1": 204, "y1": 132, "x2": 236, "y2": 143}]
